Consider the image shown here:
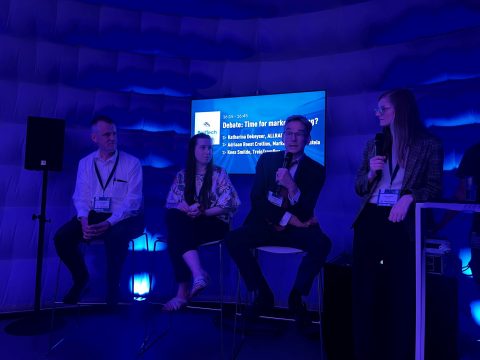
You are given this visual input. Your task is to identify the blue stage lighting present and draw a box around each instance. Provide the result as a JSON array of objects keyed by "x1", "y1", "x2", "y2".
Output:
[
  {"x1": 425, "y1": 113, "x2": 480, "y2": 128},
  {"x1": 130, "y1": 273, "x2": 154, "y2": 300},
  {"x1": 460, "y1": 247, "x2": 473, "y2": 276},
  {"x1": 470, "y1": 300, "x2": 480, "y2": 326}
]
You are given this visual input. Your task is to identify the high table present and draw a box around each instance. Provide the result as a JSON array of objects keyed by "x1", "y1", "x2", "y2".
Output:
[{"x1": 415, "y1": 202, "x2": 480, "y2": 360}]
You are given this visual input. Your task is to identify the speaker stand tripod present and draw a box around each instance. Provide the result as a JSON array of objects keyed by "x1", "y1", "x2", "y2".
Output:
[{"x1": 5, "y1": 169, "x2": 64, "y2": 335}]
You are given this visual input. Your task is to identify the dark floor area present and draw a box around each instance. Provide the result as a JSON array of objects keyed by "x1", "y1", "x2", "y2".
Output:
[{"x1": 0, "y1": 303, "x2": 325, "y2": 360}]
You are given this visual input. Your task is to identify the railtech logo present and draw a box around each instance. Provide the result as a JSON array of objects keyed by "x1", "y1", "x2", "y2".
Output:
[{"x1": 194, "y1": 111, "x2": 220, "y2": 145}]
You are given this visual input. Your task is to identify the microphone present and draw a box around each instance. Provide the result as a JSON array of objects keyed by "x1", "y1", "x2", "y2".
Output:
[
  {"x1": 374, "y1": 133, "x2": 385, "y2": 176},
  {"x1": 282, "y1": 151, "x2": 293, "y2": 169},
  {"x1": 374, "y1": 133, "x2": 384, "y2": 156},
  {"x1": 274, "y1": 152, "x2": 293, "y2": 196}
]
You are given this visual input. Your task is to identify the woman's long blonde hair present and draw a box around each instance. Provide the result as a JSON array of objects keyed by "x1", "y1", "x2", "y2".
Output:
[{"x1": 379, "y1": 89, "x2": 426, "y2": 167}]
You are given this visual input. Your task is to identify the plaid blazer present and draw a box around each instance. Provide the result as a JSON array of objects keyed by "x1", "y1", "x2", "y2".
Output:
[{"x1": 353, "y1": 134, "x2": 444, "y2": 226}]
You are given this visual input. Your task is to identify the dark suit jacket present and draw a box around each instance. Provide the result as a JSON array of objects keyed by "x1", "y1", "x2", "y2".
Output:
[
  {"x1": 245, "y1": 150, "x2": 326, "y2": 227},
  {"x1": 353, "y1": 133, "x2": 444, "y2": 227}
]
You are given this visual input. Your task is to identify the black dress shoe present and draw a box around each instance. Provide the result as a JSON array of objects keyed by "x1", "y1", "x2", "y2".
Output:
[
  {"x1": 244, "y1": 290, "x2": 274, "y2": 321},
  {"x1": 288, "y1": 290, "x2": 310, "y2": 329},
  {"x1": 106, "y1": 283, "x2": 121, "y2": 306},
  {"x1": 63, "y1": 278, "x2": 88, "y2": 304}
]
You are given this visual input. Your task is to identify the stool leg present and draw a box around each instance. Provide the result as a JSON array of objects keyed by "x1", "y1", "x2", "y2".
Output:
[
  {"x1": 318, "y1": 269, "x2": 325, "y2": 360},
  {"x1": 219, "y1": 242, "x2": 224, "y2": 359},
  {"x1": 143, "y1": 233, "x2": 153, "y2": 298},
  {"x1": 130, "y1": 239, "x2": 135, "y2": 301},
  {"x1": 150, "y1": 240, "x2": 160, "y2": 294},
  {"x1": 144, "y1": 232, "x2": 149, "y2": 252},
  {"x1": 232, "y1": 268, "x2": 246, "y2": 360}
]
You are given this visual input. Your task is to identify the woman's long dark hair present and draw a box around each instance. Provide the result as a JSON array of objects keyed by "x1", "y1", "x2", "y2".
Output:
[
  {"x1": 184, "y1": 133, "x2": 214, "y2": 209},
  {"x1": 379, "y1": 88, "x2": 426, "y2": 166}
]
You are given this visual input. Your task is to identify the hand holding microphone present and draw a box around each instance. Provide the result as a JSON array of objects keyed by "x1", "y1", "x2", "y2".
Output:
[
  {"x1": 276, "y1": 168, "x2": 295, "y2": 189},
  {"x1": 275, "y1": 152, "x2": 294, "y2": 193},
  {"x1": 368, "y1": 156, "x2": 386, "y2": 179},
  {"x1": 368, "y1": 133, "x2": 386, "y2": 180},
  {"x1": 82, "y1": 218, "x2": 110, "y2": 240},
  {"x1": 88, "y1": 221, "x2": 111, "y2": 237},
  {"x1": 80, "y1": 217, "x2": 93, "y2": 240}
]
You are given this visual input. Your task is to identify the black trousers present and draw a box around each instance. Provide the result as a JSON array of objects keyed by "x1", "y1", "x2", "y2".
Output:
[
  {"x1": 165, "y1": 209, "x2": 229, "y2": 283},
  {"x1": 225, "y1": 222, "x2": 331, "y2": 296},
  {"x1": 54, "y1": 211, "x2": 144, "y2": 294},
  {"x1": 352, "y1": 203, "x2": 415, "y2": 360}
]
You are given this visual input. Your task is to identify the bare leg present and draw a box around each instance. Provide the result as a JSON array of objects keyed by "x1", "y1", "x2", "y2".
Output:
[
  {"x1": 163, "y1": 282, "x2": 190, "y2": 311},
  {"x1": 175, "y1": 281, "x2": 190, "y2": 299},
  {"x1": 183, "y1": 249, "x2": 209, "y2": 297},
  {"x1": 182, "y1": 250, "x2": 207, "y2": 279}
]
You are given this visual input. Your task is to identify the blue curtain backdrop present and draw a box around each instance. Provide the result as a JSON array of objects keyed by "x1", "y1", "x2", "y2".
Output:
[{"x1": 0, "y1": 0, "x2": 479, "y2": 313}]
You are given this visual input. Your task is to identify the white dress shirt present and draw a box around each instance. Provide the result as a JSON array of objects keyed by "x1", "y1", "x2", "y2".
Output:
[{"x1": 72, "y1": 150, "x2": 143, "y2": 225}]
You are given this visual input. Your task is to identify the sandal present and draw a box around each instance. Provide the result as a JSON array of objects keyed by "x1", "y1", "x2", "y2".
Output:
[
  {"x1": 190, "y1": 275, "x2": 209, "y2": 298},
  {"x1": 163, "y1": 297, "x2": 188, "y2": 312}
]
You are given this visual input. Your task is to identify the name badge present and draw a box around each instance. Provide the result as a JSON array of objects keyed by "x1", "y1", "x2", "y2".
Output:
[
  {"x1": 377, "y1": 189, "x2": 400, "y2": 207},
  {"x1": 267, "y1": 191, "x2": 283, "y2": 207},
  {"x1": 94, "y1": 196, "x2": 112, "y2": 212}
]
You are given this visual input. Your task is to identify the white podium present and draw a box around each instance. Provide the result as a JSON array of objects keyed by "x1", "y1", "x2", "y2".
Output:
[{"x1": 415, "y1": 202, "x2": 480, "y2": 360}]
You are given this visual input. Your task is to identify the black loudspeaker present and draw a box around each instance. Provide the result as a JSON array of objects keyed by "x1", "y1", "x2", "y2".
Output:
[
  {"x1": 425, "y1": 274, "x2": 458, "y2": 360},
  {"x1": 323, "y1": 262, "x2": 354, "y2": 360},
  {"x1": 322, "y1": 263, "x2": 458, "y2": 360},
  {"x1": 24, "y1": 116, "x2": 65, "y2": 171}
]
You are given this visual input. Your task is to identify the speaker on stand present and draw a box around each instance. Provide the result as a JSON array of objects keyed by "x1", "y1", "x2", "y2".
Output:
[
  {"x1": 322, "y1": 260, "x2": 354, "y2": 360},
  {"x1": 5, "y1": 116, "x2": 66, "y2": 335}
]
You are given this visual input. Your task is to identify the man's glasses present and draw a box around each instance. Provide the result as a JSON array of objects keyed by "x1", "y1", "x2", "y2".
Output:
[
  {"x1": 284, "y1": 131, "x2": 307, "y2": 139},
  {"x1": 374, "y1": 106, "x2": 392, "y2": 115}
]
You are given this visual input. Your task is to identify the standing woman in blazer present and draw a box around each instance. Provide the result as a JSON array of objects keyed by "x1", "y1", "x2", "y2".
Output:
[{"x1": 352, "y1": 89, "x2": 443, "y2": 360}]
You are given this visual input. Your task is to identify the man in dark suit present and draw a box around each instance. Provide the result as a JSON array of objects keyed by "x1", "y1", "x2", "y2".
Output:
[{"x1": 226, "y1": 115, "x2": 331, "y2": 324}]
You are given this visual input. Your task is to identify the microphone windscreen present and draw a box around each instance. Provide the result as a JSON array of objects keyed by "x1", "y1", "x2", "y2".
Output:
[
  {"x1": 283, "y1": 152, "x2": 293, "y2": 168},
  {"x1": 374, "y1": 133, "x2": 384, "y2": 157},
  {"x1": 274, "y1": 152, "x2": 294, "y2": 197}
]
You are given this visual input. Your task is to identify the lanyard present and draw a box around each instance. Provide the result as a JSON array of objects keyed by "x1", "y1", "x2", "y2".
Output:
[
  {"x1": 94, "y1": 152, "x2": 120, "y2": 193},
  {"x1": 388, "y1": 152, "x2": 400, "y2": 187}
]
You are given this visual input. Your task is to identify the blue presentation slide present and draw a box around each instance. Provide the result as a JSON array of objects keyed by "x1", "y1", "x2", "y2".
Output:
[{"x1": 191, "y1": 91, "x2": 326, "y2": 174}]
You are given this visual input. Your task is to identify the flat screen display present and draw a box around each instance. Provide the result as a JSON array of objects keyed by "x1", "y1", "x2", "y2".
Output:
[{"x1": 191, "y1": 90, "x2": 326, "y2": 174}]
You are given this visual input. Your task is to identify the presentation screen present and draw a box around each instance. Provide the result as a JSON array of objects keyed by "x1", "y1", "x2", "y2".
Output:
[{"x1": 191, "y1": 90, "x2": 326, "y2": 174}]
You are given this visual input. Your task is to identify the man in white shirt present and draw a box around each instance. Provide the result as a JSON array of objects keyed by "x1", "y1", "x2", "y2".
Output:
[{"x1": 54, "y1": 115, "x2": 144, "y2": 305}]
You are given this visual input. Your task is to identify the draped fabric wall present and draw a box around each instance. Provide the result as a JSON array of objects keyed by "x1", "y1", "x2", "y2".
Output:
[{"x1": 0, "y1": 0, "x2": 479, "y2": 312}]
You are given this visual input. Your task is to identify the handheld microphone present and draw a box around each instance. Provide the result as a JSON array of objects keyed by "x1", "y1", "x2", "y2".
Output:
[
  {"x1": 374, "y1": 133, "x2": 385, "y2": 176},
  {"x1": 274, "y1": 152, "x2": 293, "y2": 196},
  {"x1": 282, "y1": 151, "x2": 293, "y2": 169},
  {"x1": 374, "y1": 133, "x2": 384, "y2": 156}
]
